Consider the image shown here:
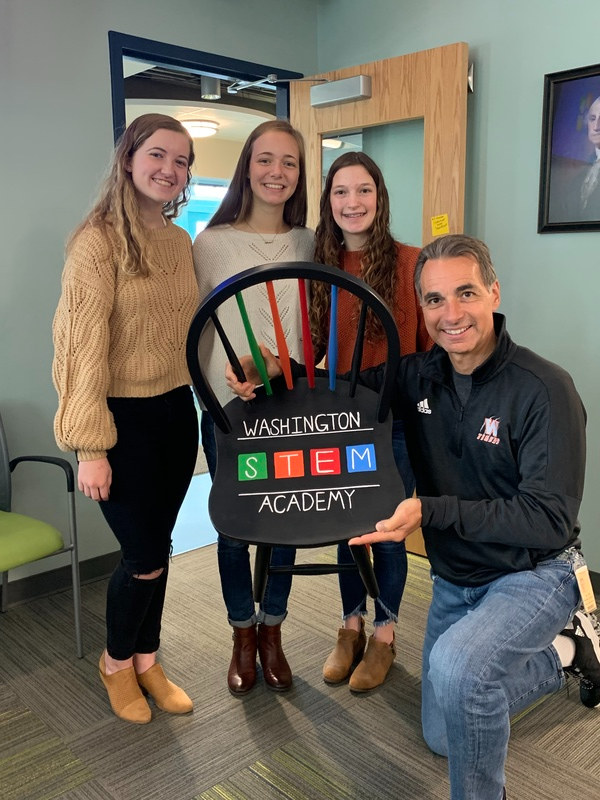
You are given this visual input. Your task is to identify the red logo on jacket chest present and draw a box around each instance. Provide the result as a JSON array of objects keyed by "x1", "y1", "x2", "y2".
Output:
[{"x1": 476, "y1": 416, "x2": 501, "y2": 445}]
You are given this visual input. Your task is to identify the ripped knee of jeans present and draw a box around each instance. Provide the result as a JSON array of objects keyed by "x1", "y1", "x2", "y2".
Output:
[{"x1": 133, "y1": 567, "x2": 164, "y2": 580}]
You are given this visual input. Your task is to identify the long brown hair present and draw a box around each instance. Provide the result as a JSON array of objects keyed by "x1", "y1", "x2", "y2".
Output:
[
  {"x1": 311, "y1": 151, "x2": 398, "y2": 355},
  {"x1": 67, "y1": 113, "x2": 195, "y2": 277},
  {"x1": 207, "y1": 119, "x2": 308, "y2": 229}
]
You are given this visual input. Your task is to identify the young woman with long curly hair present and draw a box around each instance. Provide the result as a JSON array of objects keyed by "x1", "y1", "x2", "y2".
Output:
[{"x1": 312, "y1": 151, "x2": 431, "y2": 693}]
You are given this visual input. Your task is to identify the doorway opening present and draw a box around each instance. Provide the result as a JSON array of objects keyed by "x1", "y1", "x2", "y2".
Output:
[{"x1": 109, "y1": 32, "x2": 305, "y2": 553}]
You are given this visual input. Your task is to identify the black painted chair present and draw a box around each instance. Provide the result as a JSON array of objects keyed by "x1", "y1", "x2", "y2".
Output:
[{"x1": 186, "y1": 262, "x2": 404, "y2": 603}]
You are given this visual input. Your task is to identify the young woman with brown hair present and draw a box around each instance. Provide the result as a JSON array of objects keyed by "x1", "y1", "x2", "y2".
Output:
[
  {"x1": 192, "y1": 120, "x2": 314, "y2": 696},
  {"x1": 312, "y1": 151, "x2": 431, "y2": 692}
]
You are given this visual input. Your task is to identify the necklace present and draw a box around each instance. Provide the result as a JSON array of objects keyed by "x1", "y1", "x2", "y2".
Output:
[{"x1": 244, "y1": 220, "x2": 283, "y2": 245}]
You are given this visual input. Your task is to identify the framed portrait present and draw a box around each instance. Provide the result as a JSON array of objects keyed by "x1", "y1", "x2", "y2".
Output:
[{"x1": 538, "y1": 63, "x2": 600, "y2": 233}]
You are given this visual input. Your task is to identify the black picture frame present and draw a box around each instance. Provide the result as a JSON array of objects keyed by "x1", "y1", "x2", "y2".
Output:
[{"x1": 538, "y1": 63, "x2": 600, "y2": 233}]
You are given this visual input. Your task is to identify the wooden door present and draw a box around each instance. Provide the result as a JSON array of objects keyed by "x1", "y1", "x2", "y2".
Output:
[
  {"x1": 290, "y1": 41, "x2": 468, "y2": 241},
  {"x1": 291, "y1": 42, "x2": 469, "y2": 556}
]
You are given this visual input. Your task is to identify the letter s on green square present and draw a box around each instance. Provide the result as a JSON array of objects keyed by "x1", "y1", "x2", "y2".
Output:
[{"x1": 238, "y1": 452, "x2": 268, "y2": 481}]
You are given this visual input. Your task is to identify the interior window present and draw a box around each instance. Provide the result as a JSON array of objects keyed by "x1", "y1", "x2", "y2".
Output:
[{"x1": 174, "y1": 180, "x2": 229, "y2": 239}]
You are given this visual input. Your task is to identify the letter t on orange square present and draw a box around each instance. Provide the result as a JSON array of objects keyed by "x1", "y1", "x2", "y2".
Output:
[{"x1": 274, "y1": 450, "x2": 305, "y2": 479}]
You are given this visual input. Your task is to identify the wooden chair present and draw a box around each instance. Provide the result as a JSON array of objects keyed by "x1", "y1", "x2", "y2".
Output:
[{"x1": 186, "y1": 261, "x2": 405, "y2": 603}]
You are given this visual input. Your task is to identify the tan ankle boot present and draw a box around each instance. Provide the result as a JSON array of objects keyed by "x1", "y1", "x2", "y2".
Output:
[
  {"x1": 136, "y1": 663, "x2": 193, "y2": 714},
  {"x1": 323, "y1": 619, "x2": 366, "y2": 684},
  {"x1": 349, "y1": 633, "x2": 396, "y2": 693},
  {"x1": 99, "y1": 652, "x2": 151, "y2": 724}
]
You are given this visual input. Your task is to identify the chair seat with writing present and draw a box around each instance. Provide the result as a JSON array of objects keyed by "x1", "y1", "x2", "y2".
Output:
[
  {"x1": 213, "y1": 376, "x2": 403, "y2": 546},
  {"x1": 187, "y1": 262, "x2": 404, "y2": 599}
]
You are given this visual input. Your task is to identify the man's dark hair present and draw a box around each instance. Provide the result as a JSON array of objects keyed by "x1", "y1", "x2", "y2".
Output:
[{"x1": 414, "y1": 234, "x2": 498, "y2": 299}]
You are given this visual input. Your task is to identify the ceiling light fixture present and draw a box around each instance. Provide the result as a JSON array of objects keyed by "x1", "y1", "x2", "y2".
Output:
[
  {"x1": 322, "y1": 138, "x2": 344, "y2": 149},
  {"x1": 181, "y1": 119, "x2": 219, "y2": 138},
  {"x1": 201, "y1": 76, "x2": 221, "y2": 100}
]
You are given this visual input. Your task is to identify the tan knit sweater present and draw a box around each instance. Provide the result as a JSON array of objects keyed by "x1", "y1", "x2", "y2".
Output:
[{"x1": 52, "y1": 221, "x2": 199, "y2": 461}]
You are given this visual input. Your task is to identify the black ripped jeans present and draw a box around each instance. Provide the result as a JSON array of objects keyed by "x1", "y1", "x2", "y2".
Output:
[{"x1": 100, "y1": 386, "x2": 198, "y2": 660}]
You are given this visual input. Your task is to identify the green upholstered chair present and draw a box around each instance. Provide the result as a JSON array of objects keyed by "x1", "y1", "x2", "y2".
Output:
[{"x1": 0, "y1": 412, "x2": 83, "y2": 657}]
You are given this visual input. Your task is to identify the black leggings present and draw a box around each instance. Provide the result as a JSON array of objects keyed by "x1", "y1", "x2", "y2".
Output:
[{"x1": 99, "y1": 386, "x2": 198, "y2": 659}]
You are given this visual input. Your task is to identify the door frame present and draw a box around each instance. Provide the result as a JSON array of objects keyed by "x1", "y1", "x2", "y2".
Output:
[
  {"x1": 290, "y1": 42, "x2": 469, "y2": 243},
  {"x1": 108, "y1": 31, "x2": 304, "y2": 141}
]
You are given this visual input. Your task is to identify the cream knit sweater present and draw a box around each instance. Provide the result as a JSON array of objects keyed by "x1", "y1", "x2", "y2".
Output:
[
  {"x1": 53, "y1": 221, "x2": 199, "y2": 461},
  {"x1": 192, "y1": 224, "x2": 314, "y2": 408}
]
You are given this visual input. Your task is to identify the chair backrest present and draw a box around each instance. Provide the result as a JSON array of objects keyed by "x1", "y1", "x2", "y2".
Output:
[
  {"x1": 186, "y1": 261, "x2": 405, "y2": 547},
  {"x1": 0, "y1": 412, "x2": 11, "y2": 512}
]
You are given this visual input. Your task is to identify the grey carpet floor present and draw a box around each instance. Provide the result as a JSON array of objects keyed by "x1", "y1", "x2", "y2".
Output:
[{"x1": 1, "y1": 546, "x2": 599, "y2": 800}]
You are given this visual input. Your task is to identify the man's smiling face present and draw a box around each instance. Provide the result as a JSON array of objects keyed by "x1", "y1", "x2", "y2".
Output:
[{"x1": 420, "y1": 255, "x2": 500, "y2": 374}]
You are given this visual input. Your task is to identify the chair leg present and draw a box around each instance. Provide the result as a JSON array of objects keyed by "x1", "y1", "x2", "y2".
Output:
[
  {"x1": 67, "y1": 490, "x2": 84, "y2": 658},
  {"x1": 1, "y1": 571, "x2": 7, "y2": 613},
  {"x1": 350, "y1": 544, "x2": 380, "y2": 599},
  {"x1": 70, "y1": 550, "x2": 83, "y2": 658},
  {"x1": 253, "y1": 545, "x2": 272, "y2": 604}
]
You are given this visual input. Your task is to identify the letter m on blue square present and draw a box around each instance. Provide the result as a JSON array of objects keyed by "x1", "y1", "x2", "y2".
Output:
[{"x1": 346, "y1": 444, "x2": 376, "y2": 473}]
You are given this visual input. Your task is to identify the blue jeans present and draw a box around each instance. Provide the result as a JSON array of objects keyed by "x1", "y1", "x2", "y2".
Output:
[
  {"x1": 421, "y1": 552, "x2": 580, "y2": 800},
  {"x1": 201, "y1": 411, "x2": 295, "y2": 627},
  {"x1": 337, "y1": 419, "x2": 413, "y2": 625}
]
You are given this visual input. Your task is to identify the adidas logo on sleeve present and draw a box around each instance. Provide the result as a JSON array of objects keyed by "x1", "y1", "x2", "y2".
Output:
[{"x1": 417, "y1": 398, "x2": 432, "y2": 414}]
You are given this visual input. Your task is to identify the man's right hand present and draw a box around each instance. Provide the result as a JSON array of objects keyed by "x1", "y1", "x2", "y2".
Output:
[
  {"x1": 348, "y1": 497, "x2": 423, "y2": 546},
  {"x1": 78, "y1": 457, "x2": 112, "y2": 501},
  {"x1": 225, "y1": 344, "x2": 282, "y2": 401}
]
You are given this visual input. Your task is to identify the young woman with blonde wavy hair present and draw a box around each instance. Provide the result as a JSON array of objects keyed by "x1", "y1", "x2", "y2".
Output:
[
  {"x1": 312, "y1": 151, "x2": 431, "y2": 693},
  {"x1": 53, "y1": 113, "x2": 198, "y2": 724}
]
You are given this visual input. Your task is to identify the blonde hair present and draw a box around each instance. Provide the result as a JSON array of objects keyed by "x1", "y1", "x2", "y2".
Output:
[{"x1": 67, "y1": 114, "x2": 195, "y2": 277}]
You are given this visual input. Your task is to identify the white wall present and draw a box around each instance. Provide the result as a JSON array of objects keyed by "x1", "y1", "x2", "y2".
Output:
[
  {"x1": 0, "y1": 0, "x2": 318, "y2": 573},
  {"x1": 317, "y1": 0, "x2": 600, "y2": 569}
]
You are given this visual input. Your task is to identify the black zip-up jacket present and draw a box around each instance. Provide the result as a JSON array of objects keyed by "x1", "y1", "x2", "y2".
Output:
[{"x1": 292, "y1": 314, "x2": 586, "y2": 586}]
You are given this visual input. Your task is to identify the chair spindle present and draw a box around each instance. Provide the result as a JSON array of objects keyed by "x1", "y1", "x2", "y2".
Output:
[{"x1": 235, "y1": 292, "x2": 272, "y2": 395}]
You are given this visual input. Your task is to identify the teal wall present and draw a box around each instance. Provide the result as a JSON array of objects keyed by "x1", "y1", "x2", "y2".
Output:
[
  {"x1": 363, "y1": 121, "x2": 424, "y2": 247},
  {"x1": 317, "y1": 0, "x2": 600, "y2": 571},
  {"x1": 2, "y1": 0, "x2": 598, "y2": 578},
  {"x1": 0, "y1": 0, "x2": 319, "y2": 577}
]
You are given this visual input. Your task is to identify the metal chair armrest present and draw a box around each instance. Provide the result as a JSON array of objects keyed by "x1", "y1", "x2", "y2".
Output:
[{"x1": 10, "y1": 455, "x2": 75, "y2": 492}]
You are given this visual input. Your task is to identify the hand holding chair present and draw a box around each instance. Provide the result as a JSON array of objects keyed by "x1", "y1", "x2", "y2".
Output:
[
  {"x1": 186, "y1": 262, "x2": 405, "y2": 603},
  {"x1": 0, "y1": 412, "x2": 83, "y2": 658}
]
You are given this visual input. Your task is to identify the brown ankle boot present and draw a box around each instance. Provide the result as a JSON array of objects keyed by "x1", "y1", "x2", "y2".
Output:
[
  {"x1": 323, "y1": 618, "x2": 366, "y2": 684},
  {"x1": 349, "y1": 633, "x2": 396, "y2": 693},
  {"x1": 228, "y1": 625, "x2": 257, "y2": 695},
  {"x1": 257, "y1": 622, "x2": 292, "y2": 691}
]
